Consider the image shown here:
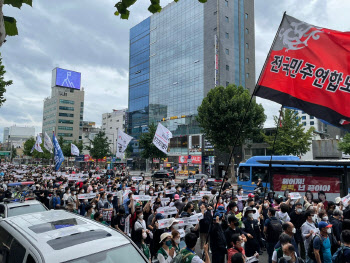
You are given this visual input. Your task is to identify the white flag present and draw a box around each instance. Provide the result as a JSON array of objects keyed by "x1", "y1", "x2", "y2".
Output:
[
  {"x1": 44, "y1": 132, "x2": 53, "y2": 153},
  {"x1": 71, "y1": 143, "x2": 80, "y2": 156},
  {"x1": 152, "y1": 123, "x2": 172, "y2": 154},
  {"x1": 33, "y1": 134, "x2": 43, "y2": 153},
  {"x1": 116, "y1": 129, "x2": 133, "y2": 158}
]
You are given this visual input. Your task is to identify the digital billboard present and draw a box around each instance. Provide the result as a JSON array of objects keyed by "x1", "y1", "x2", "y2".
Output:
[{"x1": 54, "y1": 68, "x2": 81, "y2": 90}]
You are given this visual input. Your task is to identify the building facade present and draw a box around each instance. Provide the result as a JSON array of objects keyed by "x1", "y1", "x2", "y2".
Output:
[
  {"x1": 128, "y1": 0, "x2": 255, "y2": 171},
  {"x1": 42, "y1": 68, "x2": 85, "y2": 143},
  {"x1": 81, "y1": 121, "x2": 101, "y2": 155},
  {"x1": 101, "y1": 109, "x2": 127, "y2": 154},
  {"x1": 2, "y1": 126, "x2": 35, "y2": 149}
]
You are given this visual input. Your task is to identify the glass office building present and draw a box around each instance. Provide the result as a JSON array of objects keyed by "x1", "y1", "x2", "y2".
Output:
[{"x1": 128, "y1": 0, "x2": 255, "y2": 156}]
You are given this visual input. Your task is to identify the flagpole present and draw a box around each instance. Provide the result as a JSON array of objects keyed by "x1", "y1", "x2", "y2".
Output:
[{"x1": 202, "y1": 11, "x2": 288, "y2": 259}]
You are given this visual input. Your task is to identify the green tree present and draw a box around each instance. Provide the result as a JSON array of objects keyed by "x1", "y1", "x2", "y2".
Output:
[
  {"x1": 139, "y1": 122, "x2": 167, "y2": 166},
  {"x1": 338, "y1": 133, "x2": 350, "y2": 155},
  {"x1": 263, "y1": 108, "x2": 315, "y2": 157},
  {"x1": 23, "y1": 137, "x2": 35, "y2": 156},
  {"x1": 124, "y1": 143, "x2": 133, "y2": 158},
  {"x1": 0, "y1": 53, "x2": 13, "y2": 107},
  {"x1": 197, "y1": 84, "x2": 266, "y2": 153},
  {"x1": 61, "y1": 140, "x2": 84, "y2": 157},
  {"x1": 114, "y1": 0, "x2": 207, "y2": 19},
  {"x1": 11, "y1": 145, "x2": 16, "y2": 160},
  {"x1": 23, "y1": 137, "x2": 51, "y2": 159},
  {"x1": 86, "y1": 131, "x2": 110, "y2": 163}
]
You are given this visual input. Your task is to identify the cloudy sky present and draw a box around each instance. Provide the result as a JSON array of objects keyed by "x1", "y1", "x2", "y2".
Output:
[{"x1": 0, "y1": 0, "x2": 349, "y2": 142}]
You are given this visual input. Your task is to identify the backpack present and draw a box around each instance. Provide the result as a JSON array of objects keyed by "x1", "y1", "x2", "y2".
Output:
[
  {"x1": 275, "y1": 247, "x2": 283, "y2": 261},
  {"x1": 171, "y1": 249, "x2": 195, "y2": 263},
  {"x1": 307, "y1": 234, "x2": 323, "y2": 261},
  {"x1": 332, "y1": 245, "x2": 350, "y2": 262},
  {"x1": 267, "y1": 218, "x2": 282, "y2": 242}
]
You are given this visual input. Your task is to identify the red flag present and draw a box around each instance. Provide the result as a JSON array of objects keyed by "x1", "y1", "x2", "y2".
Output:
[{"x1": 255, "y1": 14, "x2": 350, "y2": 130}]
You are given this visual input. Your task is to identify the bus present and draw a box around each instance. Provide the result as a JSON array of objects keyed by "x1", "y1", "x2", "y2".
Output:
[{"x1": 237, "y1": 156, "x2": 350, "y2": 201}]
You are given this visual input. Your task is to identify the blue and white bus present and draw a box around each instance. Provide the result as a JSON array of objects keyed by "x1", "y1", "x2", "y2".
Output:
[{"x1": 237, "y1": 156, "x2": 350, "y2": 200}]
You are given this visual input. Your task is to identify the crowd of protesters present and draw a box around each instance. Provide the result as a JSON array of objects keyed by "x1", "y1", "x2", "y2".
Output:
[{"x1": 1, "y1": 164, "x2": 350, "y2": 263}]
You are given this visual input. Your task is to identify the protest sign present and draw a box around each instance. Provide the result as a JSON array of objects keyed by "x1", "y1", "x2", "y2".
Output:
[
  {"x1": 78, "y1": 193, "x2": 96, "y2": 199},
  {"x1": 199, "y1": 191, "x2": 212, "y2": 196},
  {"x1": 165, "y1": 189, "x2": 176, "y2": 195},
  {"x1": 132, "y1": 177, "x2": 143, "y2": 181},
  {"x1": 289, "y1": 192, "x2": 302, "y2": 200},
  {"x1": 188, "y1": 179, "x2": 196, "y2": 184},
  {"x1": 133, "y1": 195, "x2": 151, "y2": 201},
  {"x1": 207, "y1": 178, "x2": 215, "y2": 182},
  {"x1": 237, "y1": 195, "x2": 249, "y2": 201},
  {"x1": 342, "y1": 194, "x2": 350, "y2": 207},
  {"x1": 152, "y1": 123, "x2": 172, "y2": 154}
]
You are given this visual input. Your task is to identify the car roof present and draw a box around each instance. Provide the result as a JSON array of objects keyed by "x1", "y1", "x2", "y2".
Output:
[
  {"x1": 2, "y1": 210, "x2": 131, "y2": 262},
  {"x1": 2, "y1": 200, "x2": 44, "y2": 208}
]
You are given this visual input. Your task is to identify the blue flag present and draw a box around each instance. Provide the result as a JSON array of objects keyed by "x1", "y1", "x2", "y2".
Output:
[{"x1": 52, "y1": 132, "x2": 65, "y2": 171}]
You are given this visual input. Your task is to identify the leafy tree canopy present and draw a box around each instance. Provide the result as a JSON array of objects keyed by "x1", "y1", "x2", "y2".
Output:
[
  {"x1": 23, "y1": 137, "x2": 52, "y2": 159},
  {"x1": 0, "y1": 53, "x2": 13, "y2": 107},
  {"x1": 338, "y1": 133, "x2": 350, "y2": 155},
  {"x1": 197, "y1": 84, "x2": 266, "y2": 153},
  {"x1": 86, "y1": 131, "x2": 110, "y2": 161},
  {"x1": 139, "y1": 122, "x2": 167, "y2": 160},
  {"x1": 114, "y1": 0, "x2": 207, "y2": 19},
  {"x1": 263, "y1": 108, "x2": 315, "y2": 157}
]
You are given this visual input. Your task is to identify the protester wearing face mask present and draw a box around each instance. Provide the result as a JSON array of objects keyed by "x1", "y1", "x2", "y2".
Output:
[
  {"x1": 264, "y1": 208, "x2": 283, "y2": 263},
  {"x1": 133, "y1": 228, "x2": 151, "y2": 262},
  {"x1": 157, "y1": 232, "x2": 176, "y2": 263},
  {"x1": 289, "y1": 202, "x2": 305, "y2": 258},
  {"x1": 199, "y1": 203, "x2": 213, "y2": 253},
  {"x1": 210, "y1": 213, "x2": 227, "y2": 263},
  {"x1": 301, "y1": 211, "x2": 319, "y2": 262},
  {"x1": 243, "y1": 207, "x2": 262, "y2": 257},
  {"x1": 330, "y1": 209, "x2": 342, "y2": 246},
  {"x1": 171, "y1": 230, "x2": 181, "y2": 253},
  {"x1": 228, "y1": 234, "x2": 259, "y2": 263},
  {"x1": 278, "y1": 243, "x2": 304, "y2": 263},
  {"x1": 274, "y1": 222, "x2": 300, "y2": 257},
  {"x1": 313, "y1": 222, "x2": 332, "y2": 263},
  {"x1": 93, "y1": 211, "x2": 107, "y2": 225},
  {"x1": 225, "y1": 215, "x2": 246, "y2": 248}
]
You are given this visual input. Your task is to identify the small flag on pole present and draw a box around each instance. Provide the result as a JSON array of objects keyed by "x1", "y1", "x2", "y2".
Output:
[
  {"x1": 31, "y1": 134, "x2": 43, "y2": 153},
  {"x1": 71, "y1": 143, "x2": 80, "y2": 156},
  {"x1": 44, "y1": 132, "x2": 53, "y2": 153}
]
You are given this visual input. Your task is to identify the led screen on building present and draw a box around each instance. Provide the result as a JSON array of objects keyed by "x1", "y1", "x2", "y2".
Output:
[{"x1": 54, "y1": 68, "x2": 81, "y2": 89}]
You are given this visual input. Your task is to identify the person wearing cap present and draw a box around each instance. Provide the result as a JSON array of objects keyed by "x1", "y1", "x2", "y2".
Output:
[
  {"x1": 243, "y1": 207, "x2": 261, "y2": 257},
  {"x1": 168, "y1": 217, "x2": 179, "y2": 232},
  {"x1": 225, "y1": 215, "x2": 246, "y2": 248},
  {"x1": 313, "y1": 221, "x2": 332, "y2": 263},
  {"x1": 243, "y1": 198, "x2": 261, "y2": 220},
  {"x1": 210, "y1": 210, "x2": 227, "y2": 263},
  {"x1": 330, "y1": 209, "x2": 342, "y2": 247},
  {"x1": 152, "y1": 213, "x2": 166, "y2": 258},
  {"x1": 157, "y1": 232, "x2": 176, "y2": 263}
]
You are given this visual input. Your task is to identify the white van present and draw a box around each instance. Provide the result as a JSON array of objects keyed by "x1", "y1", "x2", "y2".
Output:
[{"x1": 0, "y1": 210, "x2": 148, "y2": 263}]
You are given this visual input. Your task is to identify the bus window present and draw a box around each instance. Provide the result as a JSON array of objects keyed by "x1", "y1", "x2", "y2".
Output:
[
  {"x1": 252, "y1": 167, "x2": 269, "y2": 183},
  {"x1": 239, "y1": 167, "x2": 250, "y2": 181}
]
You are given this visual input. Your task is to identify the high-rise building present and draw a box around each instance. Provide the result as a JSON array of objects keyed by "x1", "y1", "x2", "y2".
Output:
[
  {"x1": 3, "y1": 125, "x2": 35, "y2": 149},
  {"x1": 128, "y1": 0, "x2": 255, "y2": 168},
  {"x1": 42, "y1": 68, "x2": 85, "y2": 143},
  {"x1": 101, "y1": 109, "x2": 127, "y2": 154}
]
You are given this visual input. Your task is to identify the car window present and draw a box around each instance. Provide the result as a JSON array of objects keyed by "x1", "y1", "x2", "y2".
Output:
[
  {"x1": 26, "y1": 254, "x2": 37, "y2": 263},
  {"x1": 0, "y1": 226, "x2": 14, "y2": 262},
  {"x1": 8, "y1": 238, "x2": 26, "y2": 263},
  {"x1": 65, "y1": 244, "x2": 146, "y2": 263},
  {"x1": 238, "y1": 167, "x2": 250, "y2": 182},
  {"x1": 8, "y1": 204, "x2": 47, "y2": 217}
]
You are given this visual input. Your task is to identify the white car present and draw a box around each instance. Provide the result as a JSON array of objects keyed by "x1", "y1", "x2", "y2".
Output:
[
  {"x1": 0, "y1": 210, "x2": 149, "y2": 262},
  {"x1": 0, "y1": 199, "x2": 48, "y2": 218}
]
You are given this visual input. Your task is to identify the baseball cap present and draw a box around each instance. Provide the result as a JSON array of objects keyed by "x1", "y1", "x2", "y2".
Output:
[
  {"x1": 248, "y1": 193, "x2": 255, "y2": 198},
  {"x1": 335, "y1": 197, "x2": 341, "y2": 204},
  {"x1": 318, "y1": 221, "x2": 332, "y2": 230},
  {"x1": 155, "y1": 213, "x2": 164, "y2": 220},
  {"x1": 169, "y1": 218, "x2": 179, "y2": 226},
  {"x1": 174, "y1": 194, "x2": 179, "y2": 200}
]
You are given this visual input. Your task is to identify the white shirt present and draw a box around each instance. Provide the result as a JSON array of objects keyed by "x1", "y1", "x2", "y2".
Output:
[
  {"x1": 157, "y1": 249, "x2": 175, "y2": 263},
  {"x1": 276, "y1": 211, "x2": 290, "y2": 223}
]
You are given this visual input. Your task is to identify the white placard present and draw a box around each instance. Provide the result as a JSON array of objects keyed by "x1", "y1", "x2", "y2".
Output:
[
  {"x1": 165, "y1": 189, "x2": 176, "y2": 195},
  {"x1": 289, "y1": 192, "x2": 302, "y2": 200},
  {"x1": 207, "y1": 178, "x2": 215, "y2": 182},
  {"x1": 237, "y1": 195, "x2": 249, "y2": 201},
  {"x1": 78, "y1": 193, "x2": 96, "y2": 199},
  {"x1": 188, "y1": 179, "x2": 196, "y2": 184},
  {"x1": 178, "y1": 228, "x2": 185, "y2": 238},
  {"x1": 133, "y1": 195, "x2": 151, "y2": 201},
  {"x1": 161, "y1": 197, "x2": 170, "y2": 203},
  {"x1": 157, "y1": 218, "x2": 173, "y2": 229},
  {"x1": 132, "y1": 177, "x2": 143, "y2": 181},
  {"x1": 190, "y1": 195, "x2": 202, "y2": 201},
  {"x1": 342, "y1": 194, "x2": 350, "y2": 207},
  {"x1": 152, "y1": 123, "x2": 172, "y2": 154},
  {"x1": 199, "y1": 191, "x2": 212, "y2": 196}
]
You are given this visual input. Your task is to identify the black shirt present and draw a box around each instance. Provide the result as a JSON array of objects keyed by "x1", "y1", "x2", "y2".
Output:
[
  {"x1": 289, "y1": 210, "x2": 306, "y2": 229},
  {"x1": 224, "y1": 226, "x2": 243, "y2": 247},
  {"x1": 111, "y1": 214, "x2": 126, "y2": 231}
]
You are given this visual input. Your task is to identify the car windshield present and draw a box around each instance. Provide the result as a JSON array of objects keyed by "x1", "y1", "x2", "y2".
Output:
[
  {"x1": 64, "y1": 244, "x2": 146, "y2": 263},
  {"x1": 8, "y1": 203, "x2": 47, "y2": 217}
]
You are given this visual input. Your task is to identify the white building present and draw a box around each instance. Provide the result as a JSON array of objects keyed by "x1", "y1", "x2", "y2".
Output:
[
  {"x1": 81, "y1": 121, "x2": 101, "y2": 155},
  {"x1": 101, "y1": 109, "x2": 127, "y2": 154},
  {"x1": 3, "y1": 126, "x2": 35, "y2": 149}
]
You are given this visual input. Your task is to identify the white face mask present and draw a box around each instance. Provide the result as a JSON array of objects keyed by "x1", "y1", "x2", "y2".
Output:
[
  {"x1": 234, "y1": 207, "x2": 238, "y2": 212},
  {"x1": 292, "y1": 228, "x2": 296, "y2": 234},
  {"x1": 174, "y1": 238, "x2": 180, "y2": 244},
  {"x1": 264, "y1": 203, "x2": 269, "y2": 208},
  {"x1": 139, "y1": 214, "x2": 144, "y2": 219},
  {"x1": 283, "y1": 255, "x2": 291, "y2": 261},
  {"x1": 142, "y1": 233, "x2": 147, "y2": 239},
  {"x1": 312, "y1": 215, "x2": 317, "y2": 222},
  {"x1": 327, "y1": 228, "x2": 332, "y2": 234},
  {"x1": 241, "y1": 242, "x2": 245, "y2": 247},
  {"x1": 149, "y1": 191, "x2": 153, "y2": 194},
  {"x1": 296, "y1": 208, "x2": 303, "y2": 213},
  {"x1": 248, "y1": 213, "x2": 254, "y2": 219},
  {"x1": 322, "y1": 216, "x2": 329, "y2": 221},
  {"x1": 173, "y1": 224, "x2": 179, "y2": 230},
  {"x1": 92, "y1": 205, "x2": 96, "y2": 208},
  {"x1": 290, "y1": 201, "x2": 295, "y2": 205}
]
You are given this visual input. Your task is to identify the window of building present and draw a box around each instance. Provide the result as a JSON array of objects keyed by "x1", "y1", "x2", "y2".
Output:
[
  {"x1": 58, "y1": 126, "x2": 73, "y2": 131},
  {"x1": 225, "y1": 49, "x2": 229, "y2": 55},
  {"x1": 246, "y1": 28, "x2": 249, "y2": 34},
  {"x1": 60, "y1": 99, "x2": 74, "y2": 105},
  {"x1": 225, "y1": 0, "x2": 228, "y2": 6},
  {"x1": 59, "y1": 113, "x2": 74, "y2": 117},
  {"x1": 58, "y1": 119, "x2": 73, "y2": 124},
  {"x1": 57, "y1": 133, "x2": 73, "y2": 137},
  {"x1": 213, "y1": 11, "x2": 217, "y2": 15},
  {"x1": 245, "y1": 13, "x2": 248, "y2": 19},
  {"x1": 225, "y1": 16, "x2": 229, "y2": 22},
  {"x1": 81, "y1": 102, "x2": 84, "y2": 107},
  {"x1": 246, "y1": 58, "x2": 249, "y2": 63},
  {"x1": 116, "y1": 120, "x2": 119, "y2": 122},
  {"x1": 302, "y1": 122, "x2": 306, "y2": 126},
  {"x1": 226, "y1": 82, "x2": 229, "y2": 87},
  {"x1": 226, "y1": 65, "x2": 229, "y2": 71},
  {"x1": 225, "y1": 32, "x2": 229, "y2": 39},
  {"x1": 310, "y1": 116, "x2": 314, "y2": 119},
  {"x1": 245, "y1": 43, "x2": 249, "y2": 49},
  {"x1": 214, "y1": 27, "x2": 217, "y2": 31},
  {"x1": 59, "y1": 106, "x2": 74, "y2": 111},
  {"x1": 246, "y1": 73, "x2": 249, "y2": 78},
  {"x1": 302, "y1": 116, "x2": 306, "y2": 120},
  {"x1": 310, "y1": 121, "x2": 315, "y2": 125}
]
